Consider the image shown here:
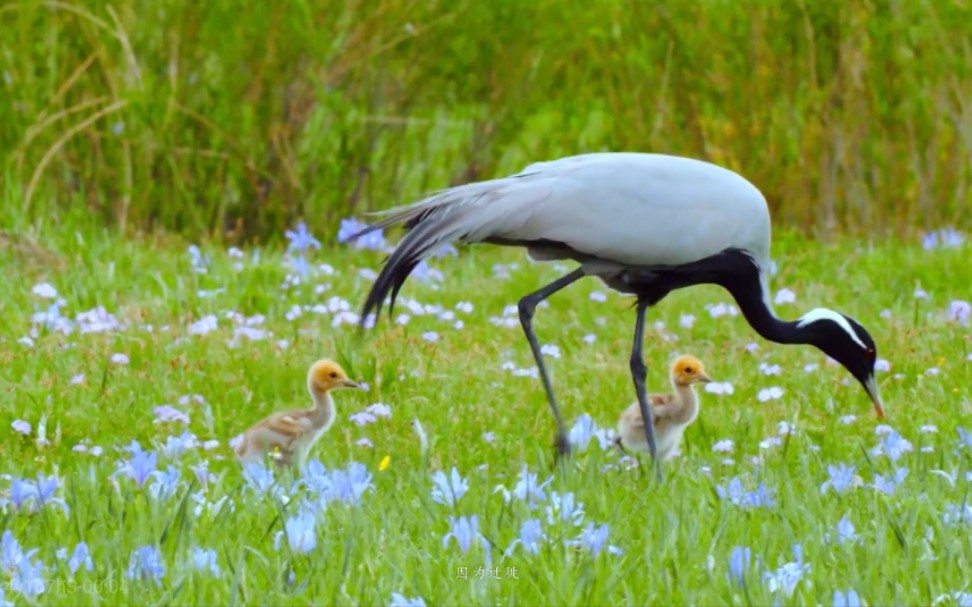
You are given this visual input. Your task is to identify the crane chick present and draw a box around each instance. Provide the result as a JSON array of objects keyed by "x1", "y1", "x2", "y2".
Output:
[
  {"x1": 616, "y1": 355, "x2": 713, "y2": 462},
  {"x1": 234, "y1": 359, "x2": 362, "y2": 469}
]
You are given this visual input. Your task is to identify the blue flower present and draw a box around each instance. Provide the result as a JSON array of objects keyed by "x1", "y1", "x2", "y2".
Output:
[
  {"x1": 568, "y1": 522, "x2": 622, "y2": 556},
  {"x1": 873, "y1": 467, "x2": 909, "y2": 495},
  {"x1": 285, "y1": 222, "x2": 321, "y2": 253},
  {"x1": 10, "y1": 554, "x2": 45, "y2": 596},
  {"x1": 820, "y1": 463, "x2": 859, "y2": 494},
  {"x1": 337, "y1": 218, "x2": 385, "y2": 251},
  {"x1": 0, "y1": 586, "x2": 12, "y2": 607},
  {"x1": 922, "y1": 228, "x2": 965, "y2": 250},
  {"x1": 716, "y1": 477, "x2": 775, "y2": 509},
  {"x1": 510, "y1": 465, "x2": 553, "y2": 509},
  {"x1": 242, "y1": 462, "x2": 279, "y2": 495},
  {"x1": 148, "y1": 466, "x2": 183, "y2": 501},
  {"x1": 958, "y1": 428, "x2": 972, "y2": 450},
  {"x1": 944, "y1": 503, "x2": 972, "y2": 526},
  {"x1": 744, "y1": 483, "x2": 775, "y2": 508},
  {"x1": 389, "y1": 592, "x2": 427, "y2": 607},
  {"x1": 291, "y1": 255, "x2": 310, "y2": 277},
  {"x1": 568, "y1": 415, "x2": 596, "y2": 451},
  {"x1": 831, "y1": 516, "x2": 859, "y2": 544},
  {"x1": 728, "y1": 546, "x2": 752, "y2": 588},
  {"x1": 9, "y1": 477, "x2": 38, "y2": 510},
  {"x1": 326, "y1": 462, "x2": 373, "y2": 505},
  {"x1": 191, "y1": 547, "x2": 221, "y2": 578},
  {"x1": 68, "y1": 542, "x2": 93, "y2": 576},
  {"x1": 716, "y1": 477, "x2": 746, "y2": 504},
  {"x1": 126, "y1": 545, "x2": 165, "y2": 585},
  {"x1": 545, "y1": 491, "x2": 585, "y2": 527},
  {"x1": 114, "y1": 447, "x2": 158, "y2": 488},
  {"x1": 443, "y1": 515, "x2": 480, "y2": 554},
  {"x1": 763, "y1": 544, "x2": 810, "y2": 598},
  {"x1": 443, "y1": 515, "x2": 491, "y2": 563},
  {"x1": 504, "y1": 518, "x2": 545, "y2": 557},
  {"x1": 300, "y1": 459, "x2": 333, "y2": 494},
  {"x1": 162, "y1": 432, "x2": 199, "y2": 458},
  {"x1": 188, "y1": 245, "x2": 209, "y2": 273},
  {"x1": 190, "y1": 460, "x2": 213, "y2": 491},
  {"x1": 277, "y1": 510, "x2": 317, "y2": 554},
  {"x1": 941, "y1": 592, "x2": 972, "y2": 607},
  {"x1": 2, "y1": 531, "x2": 45, "y2": 597},
  {"x1": 1, "y1": 531, "x2": 32, "y2": 569},
  {"x1": 872, "y1": 431, "x2": 913, "y2": 462},
  {"x1": 833, "y1": 589, "x2": 862, "y2": 607},
  {"x1": 430, "y1": 467, "x2": 468, "y2": 507}
]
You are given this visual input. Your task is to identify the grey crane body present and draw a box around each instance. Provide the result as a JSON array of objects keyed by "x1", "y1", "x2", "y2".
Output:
[{"x1": 346, "y1": 153, "x2": 886, "y2": 468}]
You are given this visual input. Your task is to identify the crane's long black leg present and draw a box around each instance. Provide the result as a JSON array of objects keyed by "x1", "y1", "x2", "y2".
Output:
[
  {"x1": 517, "y1": 268, "x2": 586, "y2": 461},
  {"x1": 630, "y1": 299, "x2": 661, "y2": 480}
]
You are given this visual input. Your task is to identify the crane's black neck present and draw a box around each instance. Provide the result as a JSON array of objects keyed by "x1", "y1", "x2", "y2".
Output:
[
  {"x1": 723, "y1": 275, "x2": 806, "y2": 346},
  {"x1": 678, "y1": 249, "x2": 811, "y2": 347}
]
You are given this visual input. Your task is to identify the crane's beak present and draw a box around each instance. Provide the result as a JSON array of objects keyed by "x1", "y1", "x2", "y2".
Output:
[
  {"x1": 864, "y1": 375, "x2": 886, "y2": 418},
  {"x1": 342, "y1": 379, "x2": 363, "y2": 389}
]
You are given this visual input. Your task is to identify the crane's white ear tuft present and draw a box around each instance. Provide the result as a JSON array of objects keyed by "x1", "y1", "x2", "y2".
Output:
[{"x1": 796, "y1": 308, "x2": 867, "y2": 349}]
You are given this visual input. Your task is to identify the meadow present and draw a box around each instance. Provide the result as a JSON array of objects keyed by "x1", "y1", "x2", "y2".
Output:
[
  {"x1": 1, "y1": 212, "x2": 971, "y2": 606},
  {"x1": 3, "y1": 1, "x2": 972, "y2": 605}
]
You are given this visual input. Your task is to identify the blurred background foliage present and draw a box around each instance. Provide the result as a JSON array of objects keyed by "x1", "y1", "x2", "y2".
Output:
[{"x1": 1, "y1": 0, "x2": 970, "y2": 242}]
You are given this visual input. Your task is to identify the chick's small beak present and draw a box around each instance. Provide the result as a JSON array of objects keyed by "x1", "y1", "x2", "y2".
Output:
[
  {"x1": 864, "y1": 375, "x2": 886, "y2": 419},
  {"x1": 342, "y1": 379, "x2": 362, "y2": 389},
  {"x1": 698, "y1": 372, "x2": 714, "y2": 383}
]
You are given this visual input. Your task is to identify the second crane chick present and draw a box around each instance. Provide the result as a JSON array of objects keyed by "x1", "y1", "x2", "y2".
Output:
[
  {"x1": 234, "y1": 359, "x2": 362, "y2": 469},
  {"x1": 616, "y1": 354, "x2": 713, "y2": 462}
]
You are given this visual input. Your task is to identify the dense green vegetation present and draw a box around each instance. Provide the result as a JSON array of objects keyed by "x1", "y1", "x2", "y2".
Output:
[
  {"x1": 1, "y1": 213, "x2": 971, "y2": 605},
  {"x1": 2, "y1": 0, "x2": 971, "y2": 240}
]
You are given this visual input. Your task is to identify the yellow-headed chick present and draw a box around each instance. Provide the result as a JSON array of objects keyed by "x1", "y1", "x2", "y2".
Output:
[
  {"x1": 616, "y1": 354, "x2": 713, "y2": 461},
  {"x1": 234, "y1": 359, "x2": 362, "y2": 469}
]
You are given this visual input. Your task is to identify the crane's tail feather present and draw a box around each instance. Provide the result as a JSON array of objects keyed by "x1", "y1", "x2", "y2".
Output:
[
  {"x1": 349, "y1": 175, "x2": 550, "y2": 328},
  {"x1": 359, "y1": 210, "x2": 469, "y2": 324}
]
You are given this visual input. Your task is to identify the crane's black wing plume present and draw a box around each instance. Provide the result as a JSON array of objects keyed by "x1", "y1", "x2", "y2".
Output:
[{"x1": 343, "y1": 186, "x2": 506, "y2": 325}]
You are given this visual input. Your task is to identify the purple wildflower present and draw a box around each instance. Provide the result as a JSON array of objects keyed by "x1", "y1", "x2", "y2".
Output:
[
  {"x1": 191, "y1": 547, "x2": 221, "y2": 578},
  {"x1": 285, "y1": 222, "x2": 321, "y2": 253},
  {"x1": 276, "y1": 510, "x2": 317, "y2": 554},
  {"x1": 153, "y1": 405, "x2": 189, "y2": 424},
  {"x1": 833, "y1": 589, "x2": 862, "y2": 607},
  {"x1": 504, "y1": 519, "x2": 545, "y2": 556},
  {"x1": 763, "y1": 544, "x2": 810, "y2": 597},
  {"x1": 430, "y1": 468, "x2": 468, "y2": 507},
  {"x1": 568, "y1": 522, "x2": 622, "y2": 556},
  {"x1": 820, "y1": 463, "x2": 860, "y2": 494},
  {"x1": 126, "y1": 545, "x2": 165, "y2": 585},
  {"x1": 390, "y1": 593, "x2": 427, "y2": 607},
  {"x1": 337, "y1": 218, "x2": 385, "y2": 251},
  {"x1": 728, "y1": 546, "x2": 752, "y2": 588},
  {"x1": 114, "y1": 447, "x2": 158, "y2": 488}
]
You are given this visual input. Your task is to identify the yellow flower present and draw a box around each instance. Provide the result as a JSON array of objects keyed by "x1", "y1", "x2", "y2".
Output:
[{"x1": 379, "y1": 455, "x2": 391, "y2": 472}]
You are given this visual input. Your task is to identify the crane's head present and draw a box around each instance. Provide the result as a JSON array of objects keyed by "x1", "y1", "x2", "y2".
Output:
[
  {"x1": 307, "y1": 359, "x2": 361, "y2": 395},
  {"x1": 796, "y1": 308, "x2": 885, "y2": 418},
  {"x1": 671, "y1": 355, "x2": 713, "y2": 387}
]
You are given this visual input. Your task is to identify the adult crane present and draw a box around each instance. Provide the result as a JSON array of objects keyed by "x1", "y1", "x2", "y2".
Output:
[{"x1": 345, "y1": 153, "x2": 886, "y2": 464}]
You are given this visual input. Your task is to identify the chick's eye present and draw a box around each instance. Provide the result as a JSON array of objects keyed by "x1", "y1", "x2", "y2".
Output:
[
  {"x1": 329, "y1": 372, "x2": 338, "y2": 378},
  {"x1": 685, "y1": 367, "x2": 694, "y2": 374}
]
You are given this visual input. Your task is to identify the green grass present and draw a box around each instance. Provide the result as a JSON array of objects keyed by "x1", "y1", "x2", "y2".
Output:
[
  {"x1": 2, "y1": 0, "x2": 972, "y2": 239},
  {"x1": 1, "y1": 214, "x2": 971, "y2": 606}
]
